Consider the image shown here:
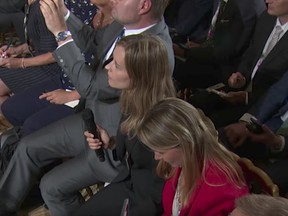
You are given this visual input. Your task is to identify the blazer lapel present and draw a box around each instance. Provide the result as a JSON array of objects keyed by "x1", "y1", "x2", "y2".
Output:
[
  {"x1": 255, "y1": 16, "x2": 276, "y2": 63},
  {"x1": 263, "y1": 30, "x2": 288, "y2": 65},
  {"x1": 100, "y1": 22, "x2": 124, "y2": 63}
]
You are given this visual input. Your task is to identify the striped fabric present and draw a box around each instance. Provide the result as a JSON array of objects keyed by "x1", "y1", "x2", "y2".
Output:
[{"x1": 0, "y1": 0, "x2": 63, "y2": 93}]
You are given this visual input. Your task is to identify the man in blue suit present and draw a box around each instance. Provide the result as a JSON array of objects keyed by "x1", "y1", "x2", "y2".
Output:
[
  {"x1": 224, "y1": 71, "x2": 288, "y2": 149},
  {"x1": 222, "y1": 71, "x2": 288, "y2": 195}
]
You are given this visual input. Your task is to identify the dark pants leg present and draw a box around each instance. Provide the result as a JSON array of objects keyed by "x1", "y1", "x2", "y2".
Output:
[
  {"x1": 0, "y1": 114, "x2": 87, "y2": 212},
  {"x1": 40, "y1": 152, "x2": 103, "y2": 216},
  {"x1": 73, "y1": 182, "x2": 129, "y2": 216},
  {"x1": 1, "y1": 76, "x2": 74, "y2": 136}
]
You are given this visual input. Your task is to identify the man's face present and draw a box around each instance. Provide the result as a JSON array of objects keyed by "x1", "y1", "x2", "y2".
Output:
[
  {"x1": 266, "y1": 0, "x2": 288, "y2": 17},
  {"x1": 111, "y1": 0, "x2": 143, "y2": 26}
]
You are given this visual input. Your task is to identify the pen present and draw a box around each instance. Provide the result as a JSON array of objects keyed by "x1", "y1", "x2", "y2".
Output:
[{"x1": 1, "y1": 38, "x2": 13, "y2": 58}]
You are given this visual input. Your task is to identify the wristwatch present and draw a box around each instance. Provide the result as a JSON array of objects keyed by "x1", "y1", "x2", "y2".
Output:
[{"x1": 55, "y1": 30, "x2": 72, "y2": 42}]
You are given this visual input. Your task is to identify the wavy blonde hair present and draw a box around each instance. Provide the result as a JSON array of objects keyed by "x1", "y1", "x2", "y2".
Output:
[
  {"x1": 136, "y1": 98, "x2": 246, "y2": 206},
  {"x1": 116, "y1": 34, "x2": 175, "y2": 136}
]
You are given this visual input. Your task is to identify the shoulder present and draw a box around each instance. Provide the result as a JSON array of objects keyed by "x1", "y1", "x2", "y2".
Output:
[{"x1": 185, "y1": 164, "x2": 248, "y2": 215}]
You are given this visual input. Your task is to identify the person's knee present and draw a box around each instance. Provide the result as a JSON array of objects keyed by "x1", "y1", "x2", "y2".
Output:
[
  {"x1": 1, "y1": 98, "x2": 22, "y2": 126},
  {"x1": 22, "y1": 118, "x2": 44, "y2": 136},
  {"x1": 39, "y1": 174, "x2": 56, "y2": 200}
]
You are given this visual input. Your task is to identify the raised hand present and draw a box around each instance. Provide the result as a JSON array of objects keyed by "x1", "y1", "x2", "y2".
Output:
[{"x1": 40, "y1": 0, "x2": 68, "y2": 36}]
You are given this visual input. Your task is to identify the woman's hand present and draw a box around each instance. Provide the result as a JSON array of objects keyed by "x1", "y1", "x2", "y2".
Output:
[
  {"x1": 39, "y1": 89, "x2": 80, "y2": 104},
  {"x1": 84, "y1": 125, "x2": 111, "y2": 150},
  {"x1": 0, "y1": 58, "x2": 22, "y2": 69}
]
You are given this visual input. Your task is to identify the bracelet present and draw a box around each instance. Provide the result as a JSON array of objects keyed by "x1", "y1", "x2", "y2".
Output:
[{"x1": 21, "y1": 58, "x2": 25, "y2": 69}]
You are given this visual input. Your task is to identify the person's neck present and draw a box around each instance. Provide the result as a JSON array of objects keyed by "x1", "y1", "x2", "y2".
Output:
[
  {"x1": 98, "y1": 6, "x2": 112, "y2": 18},
  {"x1": 279, "y1": 15, "x2": 288, "y2": 25},
  {"x1": 124, "y1": 17, "x2": 159, "y2": 30}
]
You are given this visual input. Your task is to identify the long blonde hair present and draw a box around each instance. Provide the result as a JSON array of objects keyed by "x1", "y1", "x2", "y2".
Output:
[
  {"x1": 136, "y1": 98, "x2": 246, "y2": 206},
  {"x1": 117, "y1": 34, "x2": 175, "y2": 136}
]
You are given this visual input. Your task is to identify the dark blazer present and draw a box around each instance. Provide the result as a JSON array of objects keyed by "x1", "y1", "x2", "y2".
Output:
[
  {"x1": 238, "y1": 11, "x2": 288, "y2": 105},
  {"x1": 112, "y1": 122, "x2": 164, "y2": 216},
  {"x1": 186, "y1": 0, "x2": 258, "y2": 64},
  {"x1": 175, "y1": 0, "x2": 259, "y2": 88},
  {"x1": 54, "y1": 14, "x2": 174, "y2": 137},
  {"x1": 165, "y1": 0, "x2": 213, "y2": 42}
]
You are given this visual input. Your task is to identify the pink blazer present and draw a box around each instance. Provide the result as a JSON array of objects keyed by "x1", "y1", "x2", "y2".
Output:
[{"x1": 162, "y1": 165, "x2": 249, "y2": 216}]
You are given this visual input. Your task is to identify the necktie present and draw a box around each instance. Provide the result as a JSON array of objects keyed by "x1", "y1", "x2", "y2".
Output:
[
  {"x1": 246, "y1": 25, "x2": 284, "y2": 91},
  {"x1": 104, "y1": 29, "x2": 125, "y2": 63},
  {"x1": 207, "y1": 0, "x2": 226, "y2": 40},
  {"x1": 263, "y1": 26, "x2": 283, "y2": 58}
]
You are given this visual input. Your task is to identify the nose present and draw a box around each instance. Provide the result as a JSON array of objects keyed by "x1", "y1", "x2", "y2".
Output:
[
  {"x1": 154, "y1": 152, "x2": 162, "y2": 160},
  {"x1": 105, "y1": 61, "x2": 112, "y2": 71}
]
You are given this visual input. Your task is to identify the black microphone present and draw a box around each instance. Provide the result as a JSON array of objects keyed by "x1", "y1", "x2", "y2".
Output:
[{"x1": 82, "y1": 108, "x2": 105, "y2": 162}]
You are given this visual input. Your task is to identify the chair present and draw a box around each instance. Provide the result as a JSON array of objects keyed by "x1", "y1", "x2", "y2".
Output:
[{"x1": 236, "y1": 156, "x2": 279, "y2": 196}]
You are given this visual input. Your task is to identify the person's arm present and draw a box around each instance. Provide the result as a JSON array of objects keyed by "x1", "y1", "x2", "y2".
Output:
[
  {"x1": 0, "y1": 52, "x2": 55, "y2": 69},
  {"x1": 40, "y1": 0, "x2": 103, "y2": 53},
  {"x1": 247, "y1": 124, "x2": 285, "y2": 153},
  {"x1": 39, "y1": 89, "x2": 80, "y2": 104}
]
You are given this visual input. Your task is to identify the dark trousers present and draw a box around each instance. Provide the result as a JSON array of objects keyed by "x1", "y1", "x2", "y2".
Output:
[
  {"x1": 0, "y1": 113, "x2": 123, "y2": 215},
  {"x1": 189, "y1": 90, "x2": 249, "y2": 128},
  {"x1": 1, "y1": 76, "x2": 75, "y2": 136},
  {"x1": 0, "y1": 1, "x2": 25, "y2": 13},
  {"x1": 73, "y1": 181, "x2": 129, "y2": 216}
]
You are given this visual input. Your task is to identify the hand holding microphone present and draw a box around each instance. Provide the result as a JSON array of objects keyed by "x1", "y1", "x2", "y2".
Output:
[{"x1": 82, "y1": 109, "x2": 105, "y2": 162}]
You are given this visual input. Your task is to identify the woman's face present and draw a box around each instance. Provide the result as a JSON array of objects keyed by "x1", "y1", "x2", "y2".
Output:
[
  {"x1": 105, "y1": 45, "x2": 130, "y2": 89},
  {"x1": 154, "y1": 147, "x2": 183, "y2": 168}
]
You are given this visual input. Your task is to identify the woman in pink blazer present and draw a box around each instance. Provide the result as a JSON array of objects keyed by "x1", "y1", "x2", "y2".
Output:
[{"x1": 136, "y1": 98, "x2": 249, "y2": 216}]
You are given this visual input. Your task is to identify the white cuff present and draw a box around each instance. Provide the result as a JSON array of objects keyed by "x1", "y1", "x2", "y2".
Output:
[
  {"x1": 64, "y1": 10, "x2": 70, "y2": 21},
  {"x1": 270, "y1": 136, "x2": 285, "y2": 153},
  {"x1": 57, "y1": 39, "x2": 74, "y2": 49},
  {"x1": 239, "y1": 113, "x2": 255, "y2": 123}
]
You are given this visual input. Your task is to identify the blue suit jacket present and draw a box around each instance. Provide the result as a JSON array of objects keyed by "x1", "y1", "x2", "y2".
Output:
[{"x1": 255, "y1": 71, "x2": 288, "y2": 131}]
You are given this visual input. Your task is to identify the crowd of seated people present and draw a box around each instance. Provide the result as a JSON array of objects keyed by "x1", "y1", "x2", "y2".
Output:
[{"x1": 0, "y1": 0, "x2": 287, "y2": 215}]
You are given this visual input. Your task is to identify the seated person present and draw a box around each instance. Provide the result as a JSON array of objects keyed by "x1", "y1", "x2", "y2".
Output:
[
  {"x1": 0, "y1": 0, "x2": 64, "y2": 107},
  {"x1": 231, "y1": 194, "x2": 288, "y2": 216},
  {"x1": 0, "y1": 0, "x2": 174, "y2": 214},
  {"x1": 164, "y1": 0, "x2": 213, "y2": 44},
  {"x1": 222, "y1": 72, "x2": 288, "y2": 195},
  {"x1": 72, "y1": 34, "x2": 175, "y2": 216},
  {"x1": 189, "y1": 1, "x2": 288, "y2": 128},
  {"x1": 136, "y1": 98, "x2": 249, "y2": 216},
  {"x1": 0, "y1": 0, "x2": 110, "y2": 136},
  {"x1": 173, "y1": 0, "x2": 264, "y2": 89}
]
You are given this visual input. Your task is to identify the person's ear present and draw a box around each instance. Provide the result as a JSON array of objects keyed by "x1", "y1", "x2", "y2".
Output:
[{"x1": 139, "y1": 0, "x2": 151, "y2": 15}]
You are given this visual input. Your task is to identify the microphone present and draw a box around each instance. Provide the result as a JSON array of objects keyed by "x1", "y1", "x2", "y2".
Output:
[{"x1": 82, "y1": 108, "x2": 105, "y2": 162}]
